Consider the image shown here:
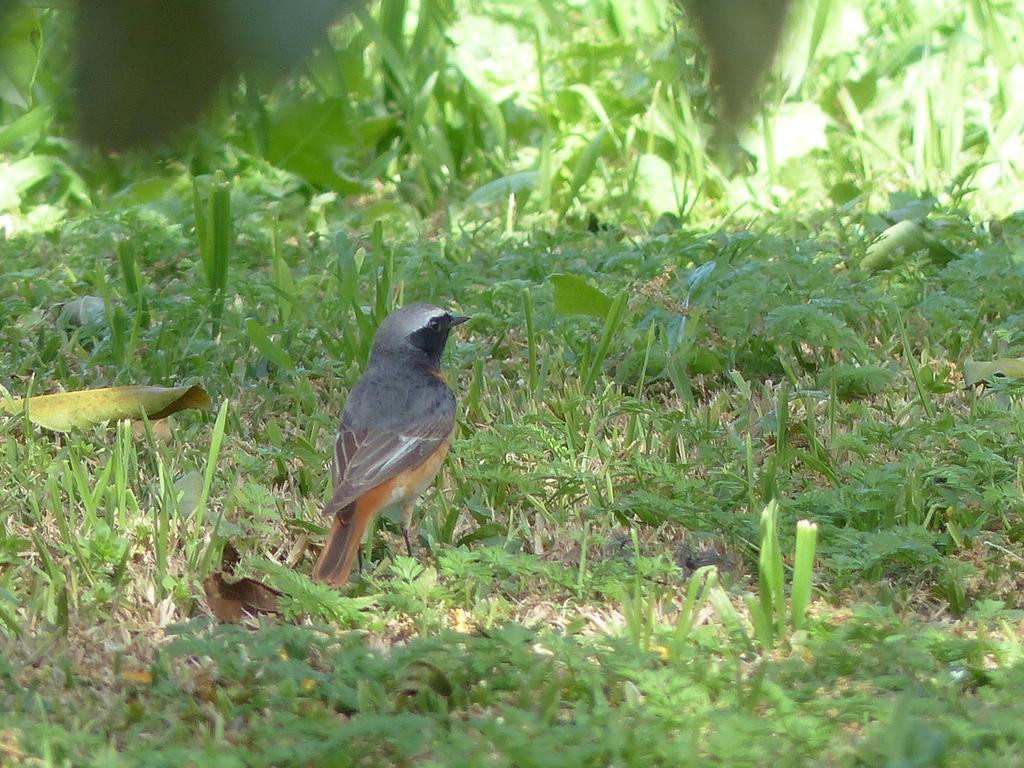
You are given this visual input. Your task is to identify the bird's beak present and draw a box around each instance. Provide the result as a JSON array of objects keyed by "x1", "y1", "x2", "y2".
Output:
[{"x1": 450, "y1": 314, "x2": 470, "y2": 327}]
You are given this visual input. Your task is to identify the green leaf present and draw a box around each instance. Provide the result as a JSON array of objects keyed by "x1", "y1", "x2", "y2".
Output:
[
  {"x1": 246, "y1": 319, "x2": 296, "y2": 372},
  {"x1": 561, "y1": 126, "x2": 609, "y2": 217},
  {"x1": 817, "y1": 364, "x2": 896, "y2": 400},
  {"x1": 57, "y1": 296, "x2": 106, "y2": 328},
  {"x1": 862, "y1": 220, "x2": 957, "y2": 273},
  {"x1": 567, "y1": 84, "x2": 620, "y2": 146},
  {"x1": 583, "y1": 291, "x2": 629, "y2": 392},
  {"x1": 0, "y1": 587, "x2": 20, "y2": 637},
  {"x1": 0, "y1": 5, "x2": 43, "y2": 110},
  {"x1": 448, "y1": 14, "x2": 538, "y2": 105},
  {"x1": 0, "y1": 156, "x2": 90, "y2": 211},
  {"x1": 757, "y1": 499, "x2": 785, "y2": 642},
  {"x1": 73, "y1": 0, "x2": 350, "y2": 148},
  {"x1": 265, "y1": 99, "x2": 395, "y2": 193},
  {"x1": 633, "y1": 154, "x2": 679, "y2": 215},
  {"x1": 551, "y1": 274, "x2": 613, "y2": 318},
  {"x1": 174, "y1": 471, "x2": 205, "y2": 519},
  {"x1": 464, "y1": 171, "x2": 537, "y2": 208},
  {"x1": 0, "y1": 106, "x2": 53, "y2": 152},
  {"x1": 106, "y1": 176, "x2": 179, "y2": 210},
  {"x1": 791, "y1": 520, "x2": 818, "y2": 632},
  {"x1": 962, "y1": 359, "x2": 1024, "y2": 387}
]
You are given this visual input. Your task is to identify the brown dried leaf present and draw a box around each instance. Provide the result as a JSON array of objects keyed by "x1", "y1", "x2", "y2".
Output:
[
  {"x1": 220, "y1": 542, "x2": 242, "y2": 573},
  {"x1": 203, "y1": 572, "x2": 281, "y2": 624}
]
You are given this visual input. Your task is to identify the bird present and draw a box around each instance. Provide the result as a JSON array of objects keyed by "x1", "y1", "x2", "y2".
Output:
[{"x1": 312, "y1": 303, "x2": 469, "y2": 587}]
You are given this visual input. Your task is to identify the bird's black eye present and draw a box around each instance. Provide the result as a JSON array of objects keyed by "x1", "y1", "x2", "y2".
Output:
[{"x1": 428, "y1": 317, "x2": 441, "y2": 331}]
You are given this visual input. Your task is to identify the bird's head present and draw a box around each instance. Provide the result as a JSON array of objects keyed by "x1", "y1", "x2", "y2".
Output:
[{"x1": 371, "y1": 303, "x2": 469, "y2": 369}]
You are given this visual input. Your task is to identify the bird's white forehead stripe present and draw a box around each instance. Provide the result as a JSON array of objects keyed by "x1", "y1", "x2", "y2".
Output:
[
  {"x1": 410, "y1": 308, "x2": 446, "y2": 326},
  {"x1": 384, "y1": 304, "x2": 447, "y2": 335}
]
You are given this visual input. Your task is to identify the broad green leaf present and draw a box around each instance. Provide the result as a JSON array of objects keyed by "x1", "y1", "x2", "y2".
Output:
[
  {"x1": 463, "y1": 79, "x2": 509, "y2": 153},
  {"x1": 551, "y1": 274, "x2": 613, "y2": 318},
  {"x1": 633, "y1": 154, "x2": 678, "y2": 215},
  {"x1": 174, "y1": 471, "x2": 205, "y2": 518},
  {"x1": 862, "y1": 220, "x2": 957, "y2": 273},
  {"x1": 464, "y1": 171, "x2": 537, "y2": 208},
  {"x1": 583, "y1": 291, "x2": 629, "y2": 392},
  {"x1": 0, "y1": 156, "x2": 62, "y2": 211},
  {"x1": 606, "y1": 0, "x2": 667, "y2": 38},
  {"x1": 568, "y1": 84, "x2": 620, "y2": 146},
  {"x1": 448, "y1": 15, "x2": 538, "y2": 105},
  {"x1": 0, "y1": 156, "x2": 91, "y2": 211},
  {"x1": 406, "y1": 71, "x2": 441, "y2": 136},
  {"x1": 817, "y1": 364, "x2": 895, "y2": 400},
  {"x1": 0, "y1": 587, "x2": 19, "y2": 637},
  {"x1": 791, "y1": 520, "x2": 818, "y2": 632},
  {"x1": 0, "y1": 105, "x2": 52, "y2": 151},
  {"x1": 688, "y1": 348, "x2": 726, "y2": 375},
  {"x1": 57, "y1": 296, "x2": 106, "y2": 328},
  {"x1": 963, "y1": 359, "x2": 1024, "y2": 387},
  {"x1": 886, "y1": 192, "x2": 937, "y2": 223},
  {"x1": 757, "y1": 499, "x2": 785, "y2": 642},
  {"x1": 265, "y1": 99, "x2": 394, "y2": 193},
  {"x1": 561, "y1": 126, "x2": 609, "y2": 217},
  {"x1": 351, "y1": 5, "x2": 411, "y2": 95},
  {"x1": 1, "y1": 385, "x2": 210, "y2": 431},
  {"x1": 686, "y1": 261, "x2": 717, "y2": 293},
  {"x1": 106, "y1": 176, "x2": 179, "y2": 210},
  {"x1": 246, "y1": 319, "x2": 296, "y2": 372},
  {"x1": 0, "y1": 4, "x2": 42, "y2": 110}
]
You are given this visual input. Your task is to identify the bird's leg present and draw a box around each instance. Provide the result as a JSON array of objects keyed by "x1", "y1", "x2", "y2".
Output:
[
  {"x1": 400, "y1": 502, "x2": 416, "y2": 557},
  {"x1": 402, "y1": 528, "x2": 414, "y2": 558}
]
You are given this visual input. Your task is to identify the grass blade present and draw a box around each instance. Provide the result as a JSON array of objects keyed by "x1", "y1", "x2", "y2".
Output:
[
  {"x1": 791, "y1": 520, "x2": 818, "y2": 632},
  {"x1": 582, "y1": 291, "x2": 628, "y2": 393}
]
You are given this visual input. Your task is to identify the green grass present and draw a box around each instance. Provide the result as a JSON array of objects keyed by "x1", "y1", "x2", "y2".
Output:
[
  {"x1": 5, "y1": 614, "x2": 1024, "y2": 766},
  {"x1": 3, "y1": 187, "x2": 1024, "y2": 764},
  {"x1": 3, "y1": 0, "x2": 1024, "y2": 764}
]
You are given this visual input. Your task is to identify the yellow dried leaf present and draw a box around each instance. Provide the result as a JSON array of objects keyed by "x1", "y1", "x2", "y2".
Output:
[
  {"x1": 120, "y1": 669, "x2": 154, "y2": 685},
  {"x1": 0, "y1": 385, "x2": 210, "y2": 431},
  {"x1": 451, "y1": 607, "x2": 472, "y2": 633}
]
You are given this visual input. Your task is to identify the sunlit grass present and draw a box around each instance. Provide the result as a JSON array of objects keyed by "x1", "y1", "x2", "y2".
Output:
[
  {"x1": 3, "y1": 194, "x2": 1024, "y2": 761},
  {"x1": 2, "y1": 0, "x2": 1024, "y2": 762}
]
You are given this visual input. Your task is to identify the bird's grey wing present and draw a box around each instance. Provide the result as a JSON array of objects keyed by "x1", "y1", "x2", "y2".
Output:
[{"x1": 322, "y1": 384, "x2": 455, "y2": 519}]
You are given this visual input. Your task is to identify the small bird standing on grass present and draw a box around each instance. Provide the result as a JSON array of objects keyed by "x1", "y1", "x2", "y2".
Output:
[{"x1": 312, "y1": 303, "x2": 469, "y2": 587}]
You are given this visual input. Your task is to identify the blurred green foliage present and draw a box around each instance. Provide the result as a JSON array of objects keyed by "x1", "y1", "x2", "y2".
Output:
[{"x1": 2, "y1": 0, "x2": 1024, "y2": 230}]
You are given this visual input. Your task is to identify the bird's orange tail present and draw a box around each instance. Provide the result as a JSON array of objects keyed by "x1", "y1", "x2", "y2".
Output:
[{"x1": 312, "y1": 501, "x2": 371, "y2": 587}]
